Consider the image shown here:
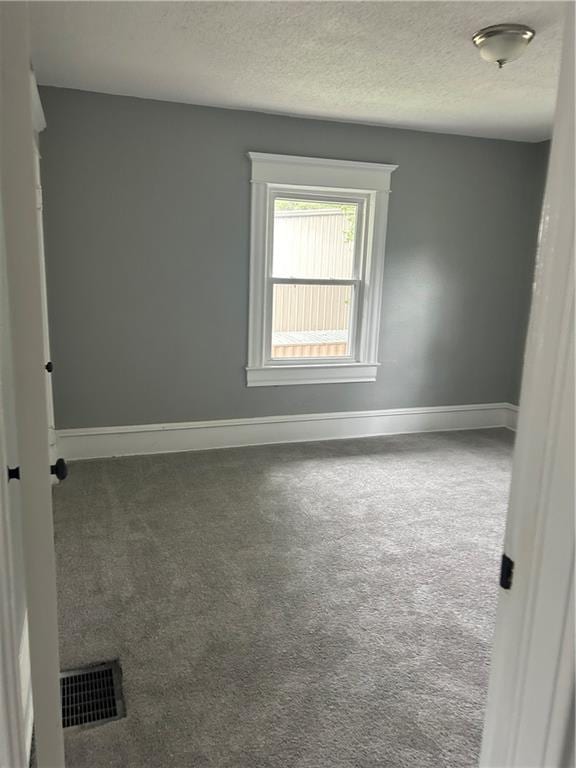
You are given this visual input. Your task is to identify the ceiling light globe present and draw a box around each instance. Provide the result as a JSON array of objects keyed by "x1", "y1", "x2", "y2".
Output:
[{"x1": 472, "y1": 24, "x2": 535, "y2": 68}]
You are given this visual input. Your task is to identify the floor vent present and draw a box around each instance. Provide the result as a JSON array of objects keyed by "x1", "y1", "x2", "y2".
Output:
[{"x1": 60, "y1": 660, "x2": 125, "y2": 729}]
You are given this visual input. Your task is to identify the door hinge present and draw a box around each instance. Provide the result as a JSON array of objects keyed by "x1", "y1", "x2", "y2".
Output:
[
  {"x1": 500, "y1": 553, "x2": 514, "y2": 590},
  {"x1": 45, "y1": 361, "x2": 53, "y2": 373},
  {"x1": 7, "y1": 466, "x2": 20, "y2": 481}
]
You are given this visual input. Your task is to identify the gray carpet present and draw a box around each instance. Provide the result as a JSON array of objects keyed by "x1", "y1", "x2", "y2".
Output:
[{"x1": 53, "y1": 428, "x2": 513, "y2": 768}]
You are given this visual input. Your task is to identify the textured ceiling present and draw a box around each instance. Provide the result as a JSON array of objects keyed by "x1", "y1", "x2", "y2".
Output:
[{"x1": 30, "y1": 1, "x2": 565, "y2": 142}]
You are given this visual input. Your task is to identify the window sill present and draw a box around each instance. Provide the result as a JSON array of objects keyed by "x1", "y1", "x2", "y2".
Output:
[{"x1": 246, "y1": 362, "x2": 379, "y2": 387}]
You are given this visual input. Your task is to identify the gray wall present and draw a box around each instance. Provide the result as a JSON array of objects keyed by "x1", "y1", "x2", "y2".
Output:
[{"x1": 39, "y1": 87, "x2": 547, "y2": 429}]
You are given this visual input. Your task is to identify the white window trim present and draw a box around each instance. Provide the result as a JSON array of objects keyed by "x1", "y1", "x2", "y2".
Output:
[{"x1": 246, "y1": 153, "x2": 397, "y2": 387}]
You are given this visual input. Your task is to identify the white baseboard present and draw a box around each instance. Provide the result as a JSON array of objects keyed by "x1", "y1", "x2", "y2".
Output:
[
  {"x1": 57, "y1": 402, "x2": 518, "y2": 461},
  {"x1": 506, "y1": 403, "x2": 519, "y2": 431},
  {"x1": 19, "y1": 614, "x2": 33, "y2": 762}
]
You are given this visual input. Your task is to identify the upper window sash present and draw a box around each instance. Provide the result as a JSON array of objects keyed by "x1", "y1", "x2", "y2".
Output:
[{"x1": 268, "y1": 189, "x2": 368, "y2": 283}]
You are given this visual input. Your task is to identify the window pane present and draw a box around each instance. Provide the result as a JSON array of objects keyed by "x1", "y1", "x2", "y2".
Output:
[
  {"x1": 271, "y1": 284, "x2": 353, "y2": 359},
  {"x1": 272, "y1": 198, "x2": 358, "y2": 279}
]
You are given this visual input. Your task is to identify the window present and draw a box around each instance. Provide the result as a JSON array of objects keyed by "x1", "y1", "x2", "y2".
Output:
[{"x1": 246, "y1": 153, "x2": 397, "y2": 387}]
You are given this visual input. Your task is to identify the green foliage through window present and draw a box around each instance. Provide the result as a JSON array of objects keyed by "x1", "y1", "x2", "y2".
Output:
[{"x1": 275, "y1": 198, "x2": 357, "y2": 243}]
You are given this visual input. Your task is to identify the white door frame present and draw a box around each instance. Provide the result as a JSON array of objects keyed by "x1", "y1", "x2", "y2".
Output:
[
  {"x1": 480, "y1": 5, "x2": 574, "y2": 766},
  {"x1": 0, "y1": 148, "x2": 28, "y2": 768},
  {"x1": 0, "y1": 4, "x2": 65, "y2": 767},
  {"x1": 31, "y1": 75, "x2": 58, "y2": 469}
]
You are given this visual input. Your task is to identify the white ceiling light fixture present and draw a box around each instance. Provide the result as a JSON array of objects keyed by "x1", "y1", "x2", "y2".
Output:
[{"x1": 472, "y1": 23, "x2": 535, "y2": 69}]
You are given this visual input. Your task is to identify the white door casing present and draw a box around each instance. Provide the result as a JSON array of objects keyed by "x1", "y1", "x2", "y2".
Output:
[
  {"x1": 0, "y1": 4, "x2": 65, "y2": 767},
  {"x1": 31, "y1": 70, "x2": 56, "y2": 461},
  {"x1": 32, "y1": 123, "x2": 58, "y2": 469},
  {"x1": 480, "y1": 4, "x2": 575, "y2": 766},
  {"x1": 0, "y1": 61, "x2": 29, "y2": 768}
]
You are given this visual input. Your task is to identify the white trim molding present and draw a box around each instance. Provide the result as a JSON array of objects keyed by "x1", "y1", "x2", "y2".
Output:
[
  {"x1": 246, "y1": 361, "x2": 380, "y2": 386},
  {"x1": 19, "y1": 615, "x2": 33, "y2": 761},
  {"x1": 505, "y1": 403, "x2": 518, "y2": 431},
  {"x1": 249, "y1": 152, "x2": 398, "y2": 191},
  {"x1": 57, "y1": 402, "x2": 517, "y2": 461},
  {"x1": 30, "y1": 71, "x2": 46, "y2": 136},
  {"x1": 246, "y1": 152, "x2": 397, "y2": 387}
]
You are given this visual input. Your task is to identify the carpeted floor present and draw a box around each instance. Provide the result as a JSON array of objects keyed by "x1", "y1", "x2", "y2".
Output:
[{"x1": 53, "y1": 428, "x2": 513, "y2": 768}]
